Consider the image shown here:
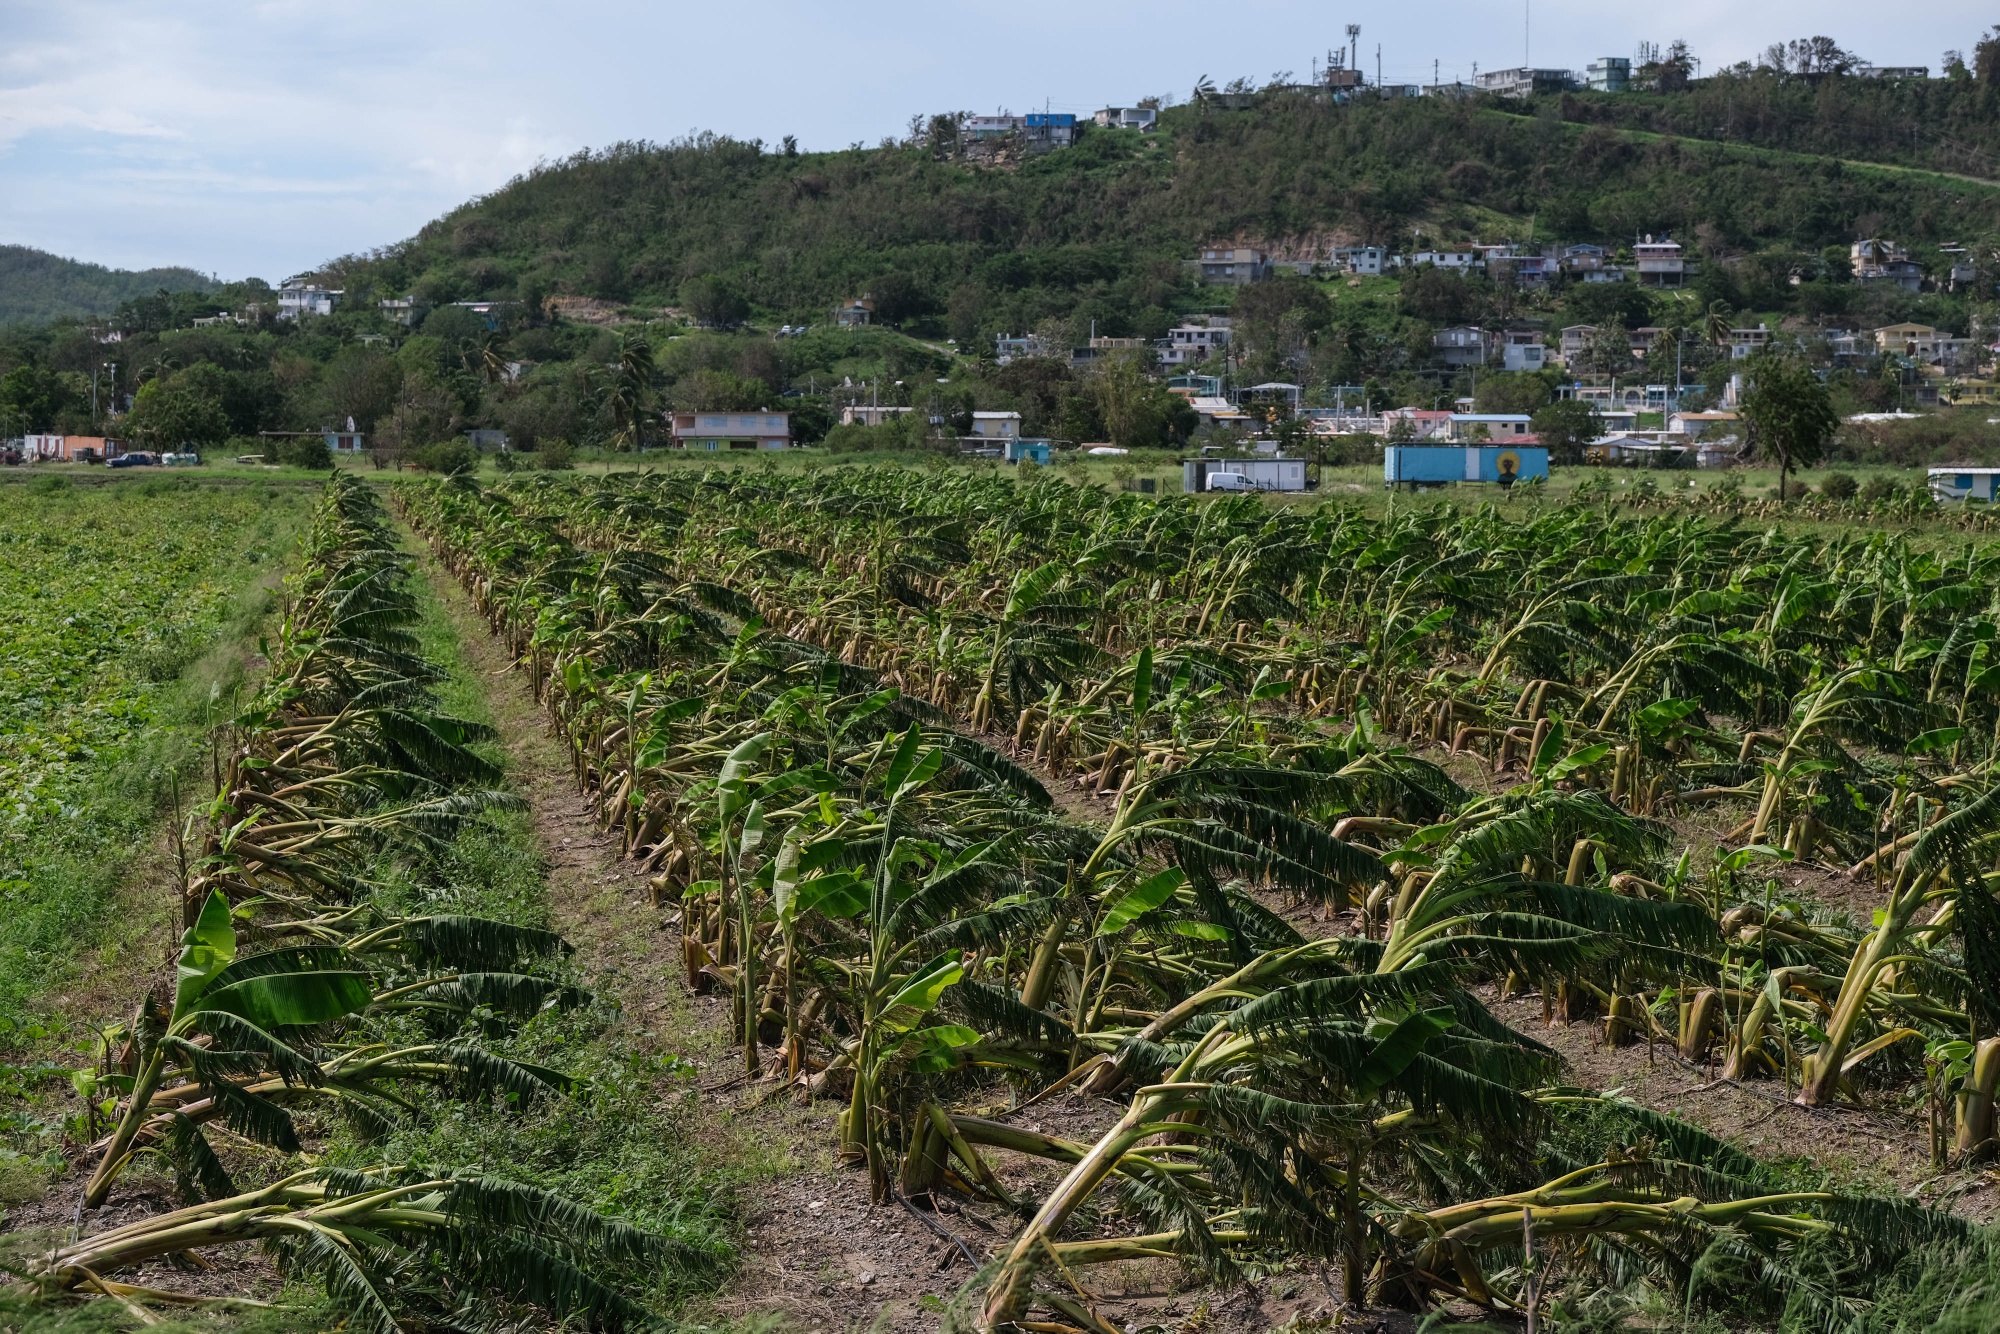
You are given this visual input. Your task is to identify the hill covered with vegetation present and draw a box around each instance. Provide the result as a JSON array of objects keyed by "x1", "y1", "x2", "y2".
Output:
[
  {"x1": 0, "y1": 245, "x2": 214, "y2": 327},
  {"x1": 12, "y1": 55, "x2": 2000, "y2": 463},
  {"x1": 324, "y1": 80, "x2": 2000, "y2": 341}
]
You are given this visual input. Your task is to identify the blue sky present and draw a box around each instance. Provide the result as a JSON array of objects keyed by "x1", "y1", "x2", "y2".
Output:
[{"x1": 0, "y1": 1, "x2": 1985, "y2": 282}]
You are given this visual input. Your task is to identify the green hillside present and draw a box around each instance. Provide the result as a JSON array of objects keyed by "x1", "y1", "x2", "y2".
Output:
[
  {"x1": 335, "y1": 91, "x2": 2000, "y2": 337},
  {"x1": 0, "y1": 245, "x2": 214, "y2": 327}
]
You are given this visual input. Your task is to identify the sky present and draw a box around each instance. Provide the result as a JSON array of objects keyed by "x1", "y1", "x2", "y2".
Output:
[{"x1": 0, "y1": 1, "x2": 1987, "y2": 282}]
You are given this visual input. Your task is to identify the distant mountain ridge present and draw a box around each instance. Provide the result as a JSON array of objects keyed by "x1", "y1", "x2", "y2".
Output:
[{"x1": 0, "y1": 245, "x2": 215, "y2": 326}]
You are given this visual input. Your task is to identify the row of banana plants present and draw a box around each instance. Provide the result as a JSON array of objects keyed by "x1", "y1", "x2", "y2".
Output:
[
  {"x1": 434, "y1": 470, "x2": 2000, "y2": 1121},
  {"x1": 30, "y1": 477, "x2": 686, "y2": 1333},
  {"x1": 402, "y1": 472, "x2": 1982, "y2": 1331}
]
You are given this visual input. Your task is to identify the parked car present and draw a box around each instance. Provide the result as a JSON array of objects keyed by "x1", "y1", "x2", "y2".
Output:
[{"x1": 107, "y1": 452, "x2": 158, "y2": 468}]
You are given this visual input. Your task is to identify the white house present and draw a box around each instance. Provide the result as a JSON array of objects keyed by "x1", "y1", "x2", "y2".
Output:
[
  {"x1": 670, "y1": 411, "x2": 792, "y2": 451},
  {"x1": 1405, "y1": 250, "x2": 1480, "y2": 271},
  {"x1": 1930, "y1": 468, "x2": 2000, "y2": 503},
  {"x1": 1158, "y1": 322, "x2": 1233, "y2": 367},
  {"x1": 1093, "y1": 106, "x2": 1158, "y2": 130},
  {"x1": 1472, "y1": 67, "x2": 1578, "y2": 97},
  {"x1": 1499, "y1": 330, "x2": 1546, "y2": 372},
  {"x1": 278, "y1": 283, "x2": 340, "y2": 320},
  {"x1": 840, "y1": 405, "x2": 914, "y2": 427},
  {"x1": 1447, "y1": 414, "x2": 1535, "y2": 441},
  {"x1": 1334, "y1": 245, "x2": 1387, "y2": 276}
]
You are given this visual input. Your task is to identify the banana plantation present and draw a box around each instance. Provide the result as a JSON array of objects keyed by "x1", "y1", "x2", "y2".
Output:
[
  {"x1": 379, "y1": 465, "x2": 2000, "y2": 1330},
  {"x1": 29, "y1": 479, "x2": 693, "y2": 1332}
]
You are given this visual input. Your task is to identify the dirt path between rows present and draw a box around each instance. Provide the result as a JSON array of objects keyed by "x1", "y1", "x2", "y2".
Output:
[
  {"x1": 415, "y1": 548, "x2": 1022, "y2": 1333},
  {"x1": 410, "y1": 544, "x2": 1469, "y2": 1333}
]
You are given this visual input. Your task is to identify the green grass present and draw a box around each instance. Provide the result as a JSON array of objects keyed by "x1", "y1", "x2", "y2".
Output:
[
  {"x1": 0, "y1": 477, "x2": 312, "y2": 1041},
  {"x1": 308, "y1": 536, "x2": 743, "y2": 1316}
]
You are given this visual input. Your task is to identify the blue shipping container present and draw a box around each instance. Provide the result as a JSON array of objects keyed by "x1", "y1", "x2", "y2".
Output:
[{"x1": 1384, "y1": 445, "x2": 1548, "y2": 488}]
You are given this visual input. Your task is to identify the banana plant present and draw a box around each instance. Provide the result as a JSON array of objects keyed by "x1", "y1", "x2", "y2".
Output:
[
  {"x1": 35, "y1": 1166, "x2": 686, "y2": 1334},
  {"x1": 83, "y1": 891, "x2": 373, "y2": 1208}
]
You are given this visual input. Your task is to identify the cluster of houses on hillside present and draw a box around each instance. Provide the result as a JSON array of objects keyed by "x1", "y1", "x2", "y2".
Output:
[
  {"x1": 1182, "y1": 236, "x2": 1973, "y2": 293},
  {"x1": 1188, "y1": 236, "x2": 1693, "y2": 286}
]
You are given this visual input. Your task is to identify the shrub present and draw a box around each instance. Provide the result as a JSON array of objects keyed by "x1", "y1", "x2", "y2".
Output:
[
  {"x1": 1819, "y1": 471, "x2": 1859, "y2": 500},
  {"x1": 1858, "y1": 475, "x2": 1902, "y2": 503},
  {"x1": 409, "y1": 438, "x2": 480, "y2": 475},
  {"x1": 537, "y1": 438, "x2": 576, "y2": 470},
  {"x1": 273, "y1": 435, "x2": 332, "y2": 470}
]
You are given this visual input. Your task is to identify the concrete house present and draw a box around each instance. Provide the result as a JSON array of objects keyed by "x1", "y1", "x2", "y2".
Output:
[
  {"x1": 670, "y1": 411, "x2": 792, "y2": 451},
  {"x1": 1159, "y1": 321, "x2": 1233, "y2": 367},
  {"x1": 968, "y1": 411, "x2": 1022, "y2": 440},
  {"x1": 833, "y1": 298, "x2": 874, "y2": 328},
  {"x1": 1195, "y1": 247, "x2": 1270, "y2": 284},
  {"x1": 1585, "y1": 57, "x2": 1631, "y2": 91},
  {"x1": 1634, "y1": 237, "x2": 1686, "y2": 288},
  {"x1": 277, "y1": 283, "x2": 339, "y2": 320},
  {"x1": 1502, "y1": 333, "x2": 1547, "y2": 372},
  {"x1": 1447, "y1": 413, "x2": 1535, "y2": 441},
  {"x1": 1853, "y1": 240, "x2": 1923, "y2": 292},
  {"x1": 840, "y1": 405, "x2": 915, "y2": 428},
  {"x1": 1433, "y1": 325, "x2": 1492, "y2": 367},
  {"x1": 1874, "y1": 323, "x2": 1940, "y2": 357},
  {"x1": 1334, "y1": 245, "x2": 1387, "y2": 276},
  {"x1": 1472, "y1": 67, "x2": 1577, "y2": 97},
  {"x1": 1093, "y1": 106, "x2": 1158, "y2": 130}
]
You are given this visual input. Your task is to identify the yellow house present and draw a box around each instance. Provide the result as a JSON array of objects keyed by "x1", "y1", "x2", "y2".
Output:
[{"x1": 1874, "y1": 322, "x2": 1939, "y2": 356}]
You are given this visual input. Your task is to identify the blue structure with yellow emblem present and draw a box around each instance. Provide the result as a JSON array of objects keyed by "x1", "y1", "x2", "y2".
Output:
[{"x1": 1384, "y1": 445, "x2": 1549, "y2": 490}]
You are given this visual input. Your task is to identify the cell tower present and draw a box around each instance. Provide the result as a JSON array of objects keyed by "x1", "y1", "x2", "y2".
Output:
[{"x1": 1346, "y1": 24, "x2": 1361, "y2": 79}]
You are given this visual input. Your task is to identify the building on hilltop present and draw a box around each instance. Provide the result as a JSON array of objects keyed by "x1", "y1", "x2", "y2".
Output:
[
  {"x1": 1093, "y1": 106, "x2": 1158, "y2": 130},
  {"x1": 1585, "y1": 57, "x2": 1630, "y2": 92},
  {"x1": 833, "y1": 297, "x2": 873, "y2": 328},
  {"x1": 277, "y1": 283, "x2": 339, "y2": 320},
  {"x1": 966, "y1": 112, "x2": 1077, "y2": 155},
  {"x1": 1472, "y1": 67, "x2": 1577, "y2": 97}
]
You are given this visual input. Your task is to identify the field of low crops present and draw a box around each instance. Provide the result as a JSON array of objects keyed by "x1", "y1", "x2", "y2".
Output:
[
  {"x1": 12, "y1": 478, "x2": 730, "y2": 1330},
  {"x1": 396, "y1": 467, "x2": 2000, "y2": 1331},
  {"x1": 36, "y1": 465, "x2": 2000, "y2": 1332},
  {"x1": 0, "y1": 477, "x2": 309, "y2": 1016}
]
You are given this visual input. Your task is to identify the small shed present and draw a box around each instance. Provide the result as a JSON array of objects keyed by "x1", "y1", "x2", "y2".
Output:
[
  {"x1": 1385, "y1": 445, "x2": 1549, "y2": 490},
  {"x1": 1004, "y1": 439, "x2": 1051, "y2": 464},
  {"x1": 1929, "y1": 468, "x2": 2000, "y2": 503}
]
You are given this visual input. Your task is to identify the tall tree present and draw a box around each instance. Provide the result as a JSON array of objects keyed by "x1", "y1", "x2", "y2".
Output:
[{"x1": 1740, "y1": 353, "x2": 1838, "y2": 500}]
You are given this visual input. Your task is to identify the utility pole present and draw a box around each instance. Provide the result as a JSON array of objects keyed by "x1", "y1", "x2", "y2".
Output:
[{"x1": 1376, "y1": 44, "x2": 1382, "y2": 88}]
